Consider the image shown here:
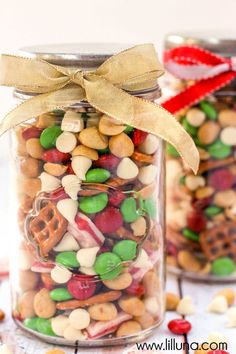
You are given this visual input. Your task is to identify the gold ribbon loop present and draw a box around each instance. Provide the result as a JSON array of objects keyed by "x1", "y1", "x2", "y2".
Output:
[{"x1": 0, "y1": 44, "x2": 199, "y2": 173}]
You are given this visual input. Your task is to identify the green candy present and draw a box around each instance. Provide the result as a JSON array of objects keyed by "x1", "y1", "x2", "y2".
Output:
[
  {"x1": 55, "y1": 251, "x2": 79, "y2": 268},
  {"x1": 80, "y1": 193, "x2": 108, "y2": 214},
  {"x1": 124, "y1": 125, "x2": 134, "y2": 134},
  {"x1": 113, "y1": 240, "x2": 137, "y2": 261},
  {"x1": 199, "y1": 101, "x2": 217, "y2": 120},
  {"x1": 144, "y1": 198, "x2": 157, "y2": 219},
  {"x1": 98, "y1": 147, "x2": 110, "y2": 155},
  {"x1": 182, "y1": 228, "x2": 199, "y2": 242},
  {"x1": 24, "y1": 317, "x2": 39, "y2": 331},
  {"x1": 85, "y1": 168, "x2": 110, "y2": 183},
  {"x1": 211, "y1": 257, "x2": 236, "y2": 276},
  {"x1": 166, "y1": 143, "x2": 179, "y2": 157},
  {"x1": 36, "y1": 318, "x2": 55, "y2": 336},
  {"x1": 207, "y1": 139, "x2": 232, "y2": 159},
  {"x1": 121, "y1": 197, "x2": 139, "y2": 223},
  {"x1": 204, "y1": 205, "x2": 223, "y2": 217},
  {"x1": 94, "y1": 252, "x2": 123, "y2": 280},
  {"x1": 50, "y1": 287, "x2": 73, "y2": 301},
  {"x1": 40, "y1": 125, "x2": 62, "y2": 149},
  {"x1": 179, "y1": 175, "x2": 186, "y2": 185},
  {"x1": 182, "y1": 117, "x2": 198, "y2": 136}
]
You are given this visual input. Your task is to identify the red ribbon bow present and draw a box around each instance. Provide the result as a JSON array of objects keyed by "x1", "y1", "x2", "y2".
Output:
[{"x1": 162, "y1": 46, "x2": 236, "y2": 114}]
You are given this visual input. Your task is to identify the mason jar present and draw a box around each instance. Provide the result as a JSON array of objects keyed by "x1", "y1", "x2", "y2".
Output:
[
  {"x1": 164, "y1": 33, "x2": 236, "y2": 282},
  {"x1": 9, "y1": 44, "x2": 165, "y2": 346}
]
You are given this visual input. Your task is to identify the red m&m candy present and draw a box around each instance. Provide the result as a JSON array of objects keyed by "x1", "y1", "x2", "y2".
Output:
[
  {"x1": 67, "y1": 275, "x2": 96, "y2": 300},
  {"x1": 168, "y1": 319, "x2": 192, "y2": 335},
  {"x1": 95, "y1": 206, "x2": 123, "y2": 233}
]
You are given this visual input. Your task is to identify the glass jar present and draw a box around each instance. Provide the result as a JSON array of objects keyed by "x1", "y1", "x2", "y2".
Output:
[
  {"x1": 10, "y1": 44, "x2": 165, "y2": 346},
  {"x1": 164, "y1": 33, "x2": 236, "y2": 282}
]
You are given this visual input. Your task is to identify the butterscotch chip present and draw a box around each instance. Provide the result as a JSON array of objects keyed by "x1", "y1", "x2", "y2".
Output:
[
  {"x1": 79, "y1": 127, "x2": 108, "y2": 150},
  {"x1": 118, "y1": 296, "x2": 145, "y2": 316},
  {"x1": 116, "y1": 320, "x2": 142, "y2": 337},
  {"x1": 44, "y1": 162, "x2": 67, "y2": 177},
  {"x1": 216, "y1": 288, "x2": 235, "y2": 306},
  {"x1": 177, "y1": 250, "x2": 202, "y2": 272},
  {"x1": 36, "y1": 113, "x2": 56, "y2": 128},
  {"x1": 166, "y1": 292, "x2": 180, "y2": 311},
  {"x1": 109, "y1": 133, "x2": 134, "y2": 158},
  {"x1": 71, "y1": 145, "x2": 98, "y2": 160}
]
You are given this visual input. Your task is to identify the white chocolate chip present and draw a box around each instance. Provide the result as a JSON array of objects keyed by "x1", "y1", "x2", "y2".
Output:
[
  {"x1": 177, "y1": 296, "x2": 195, "y2": 316},
  {"x1": 51, "y1": 315, "x2": 70, "y2": 336},
  {"x1": 186, "y1": 108, "x2": 206, "y2": 127},
  {"x1": 63, "y1": 325, "x2": 88, "y2": 341},
  {"x1": 116, "y1": 158, "x2": 139, "y2": 179},
  {"x1": 51, "y1": 265, "x2": 72, "y2": 284},
  {"x1": 220, "y1": 127, "x2": 236, "y2": 146},
  {"x1": 144, "y1": 296, "x2": 159, "y2": 315},
  {"x1": 139, "y1": 134, "x2": 160, "y2": 154},
  {"x1": 208, "y1": 331, "x2": 227, "y2": 344},
  {"x1": 57, "y1": 198, "x2": 78, "y2": 223},
  {"x1": 62, "y1": 174, "x2": 81, "y2": 200},
  {"x1": 133, "y1": 249, "x2": 152, "y2": 268},
  {"x1": 40, "y1": 172, "x2": 61, "y2": 192},
  {"x1": 56, "y1": 131, "x2": 77, "y2": 153},
  {"x1": 185, "y1": 175, "x2": 206, "y2": 191},
  {"x1": 76, "y1": 247, "x2": 99, "y2": 268},
  {"x1": 53, "y1": 232, "x2": 79, "y2": 252},
  {"x1": 69, "y1": 309, "x2": 90, "y2": 330},
  {"x1": 18, "y1": 249, "x2": 33, "y2": 270},
  {"x1": 227, "y1": 307, "x2": 236, "y2": 327},
  {"x1": 0, "y1": 345, "x2": 13, "y2": 354},
  {"x1": 138, "y1": 165, "x2": 158, "y2": 185},
  {"x1": 80, "y1": 266, "x2": 97, "y2": 275},
  {"x1": 71, "y1": 156, "x2": 92, "y2": 180},
  {"x1": 62, "y1": 111, "x2": 84, "y2": 132},
  {"x1": 130, "y1": 216, "x2": 146, "y2": 236},
  {"x1": 208, "y1": 295, "x2": 228, "y2": 314}
]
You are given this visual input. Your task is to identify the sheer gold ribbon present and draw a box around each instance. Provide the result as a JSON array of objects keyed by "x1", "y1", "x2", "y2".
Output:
[{"x1": 0, "y1": 44, "x2": 199, "y2": 173}]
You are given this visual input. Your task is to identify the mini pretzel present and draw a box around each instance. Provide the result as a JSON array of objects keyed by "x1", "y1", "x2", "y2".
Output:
[
  {"x1": 198, "y1": 156, "x2": 235, "y2": 174},
  {"x1": 56, "y1": 290, "x2": 122, "y2": 310},
  {"x1": 200, "y1": 221, "x2": 236, "y2": 262},
  {"x1": 131, "y1": 151, "x2": 155, "y2": 164},
  {"x1": 28, "y1": 200, "x2": 68, "y2": 258}
]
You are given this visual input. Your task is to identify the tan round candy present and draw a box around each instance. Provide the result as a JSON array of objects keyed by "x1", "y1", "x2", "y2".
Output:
[
  {"x1": 44, "y1": 163, "x2": 68, "y2": 177},
  {"x1": 186, "y1": 108, "x2": 206, "y2": 127},
  {"x1": 103, "y1": 272, "x2": 132, "y2": 290},
  {"x1": 166, "y1": 292, "x2": 180, "y2": 311},
  {"x1": 57, "y1": 198, "x2": 78, "y2": 223},
  {"x1": 21, "y1": 178, "x2": 41, "y2": 198},
  {"x1": 116, "y1": 320, "x2": 142, "y2": 337},
  {"x1": 79, "y1": 127, "x2": 108, "y2": 150},
  {"x1": 177, "y1": 250, "x2": 201, "y2": 272},
  {"x1": 33, "y1": 288, "x2": 56, "y2": 318},
  {"x1": 142, "y1": 271, "x2": 160, "y2": 296},
  {"x1": 134, "y1": 312, "x2": 155, "y2": 329},
  {"x1": 216, "y1": 288, "x2": 235, "y2": 306},
  {"x1": 88, "y1": 302, "x2": 117, "y2": 321},
  {"x1": 138, "y1": 165, "x2": 158, "y2": 185},
  {"x1": 144, "y1": 296, "x2": 160, "y2": 316},
  {"x1": 20, "y1": 157, "x2": 40, "y2": 178},
  {"x1": 214, "y1": 190, "x2": 236, "y2": 207},
  {"x1": 40, "y1": 172, "x2": 61, "y2": 192},
  {"x1": 56, "y1": 132, "x2": 77, "y2": 153},
  {"x1": 26, "y1": 138, "x2": 44, "y2": 159},
  {"x1": 63, "y1": 325, "x2": 87, "y2": 341},
  {"x1": 51, "y1": 315, "x2": 69, "y2": 337},
  {"x1": 118, "y1": 296, "x2": 145, "y2": 316},
  {"x1": 18, "y1": 290, "x2": 37, "y2": 319},
  {"x1": 99, "y1": 115, "x2": 125, "y2": 136},
  {"x1": 139, "y1": 134, "x2": 160, "y2": 154},
  {"x1": 36, "y1": 113, "x2": 56, "y2": 128},
  {"x1": 220, "y1": 127, "x2": 236, "y2": 145},
  {"x1": 19, "y1": 270, "x2": 39, "y2": 292},
  {"x1": 53, "y1": 232, "x2": 79, "y2": 252},
  {"x1": 61, "y1": 111, "x2": 84, "y2": 132},
  {"x1": 195, "y1": 186, "x2": 214, "y2": 199},
  {"x1": 69, "y1": 309, "x2": 90, "y2": 330},
  {"x1": 185, "y1": 175, "x2": 205, "y2": 191},
  {"x1": 71, "y1": 145, "x2": 98, "y2": 160},
  {"x1": 130, "y1": 216, "x2": 146, "y2": 236},
  {"x1": 109, "y1": 133, "x2": 134, "y2": 157},
  {"x1": 51, "y1": 265, "x2": 72, "y2": 284},
  {"x1": 76, "y1": 247, "x2": 99, "y2": 268},
  {"x1": 219, "y1": 109, "x2": 236, "y2": 127},
  {"x1": 71, "y1": 155, "x2": 92, "y2": 180},
  {"x1": 116, "y1": 158, "x2": 139, "y2": 179},
  {"x1": 197, "y1": 121, "x2": 220, "y2": 144}
]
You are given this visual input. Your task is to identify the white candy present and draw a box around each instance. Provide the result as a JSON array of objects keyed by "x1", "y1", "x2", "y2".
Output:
[
  {"x1": 139, "y1": 134, "x2": 160, "y2": 154},
  {"x1": 208, "y1": 295, "x2": 228, "y2": 314},
  {"x1": 18, "y1": 249, "x2": 33, "y2": 270},
  {"x1": 227, "y1": 307, "x2": 236, "y2": 327},
  {"x1": 144, "y1": 296, "x2": 159, "y2": 316},
  {"x1": 76, "y1": 247, "x2": 99, "y2": 268},
  {"x1": 57, "y1": 198, "x2": 78, "y2": 223},
  {"x1": 116, "y1": 157, "x2": 139, "y2": 179},
  {"x1": 185, "y1": 175, "x2": 205, "y2": 191},
  {"x1": 51, "y1": 315, "x2": 70, "y2": 336},
  {"x1": 51, "y1": 265, "x2": 72, "y2": 284},
  {"x1": 133, "y1": 249, "x2": 152, "y2": 268},
  {"x1": 208, "y1": 331, "x2": 227, "y2": 344},
  {"x1": 56, "y1": 131, "x2": 77, "y2": 153},
  {"x1": 220, "y1": 127, "x2": 236, "y2": 146},
  {"x1": 71, "y1": 156, "x2": 92, "y2": 180},
  {"x1": 138, "y1": 165, "x2": 158, "y2": 185},
  {"x1": 130, "y1": 216, "x2": 146, "y2": 236},
  {"x1": 64, "y1": 325, "x2": 88, "y2": 341},
  {"x1": 61, "y1": 111, "x2": 84, "y2": 132},
  {"x1": 177, "y1": 296, "x2": 195, "y2": 316},
  {"x1": 186, "y1": 108, "x2": 206, "y2": 127},
  {"x1": 40, "y1": 172, "x2": 61, "y2": 192},
  {"x1": 80, "y1": 266, "x2": 97, "y2": 275},
  {"x1": 53, "y1": 232, "x2": 79, "y2": 252},
  {"x1": 62, "y1": 174, "x2": 81, "y2": 200},
  {"x1": 0, "y1": 345, "x2": 13, "y2": 354},
  {"x1": 69, "y1": 309, "x2": 90, "y2": 330}
]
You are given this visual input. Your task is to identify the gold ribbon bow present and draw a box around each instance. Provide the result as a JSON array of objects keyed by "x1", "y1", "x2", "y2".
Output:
[{"x1": 0, "y1": 44, "x2": 199, "y2": 173}]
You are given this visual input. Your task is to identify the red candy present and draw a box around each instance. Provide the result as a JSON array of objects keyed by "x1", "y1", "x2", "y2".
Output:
[
  {"x1": 168, "y1": 319, "x2": 192, "y2": 335},
  {"x1": 42, "y1": 148, "x2": 71, "y2": 163},
  {"x1": 22, "y1": 127, "x2": 42, "y2": 140},
  {"x1": 109, "y1": 190, "x2": 125, "y2": 206},
  {"x1": 207, "y1": 351, "x2": 229, "y2": 354},
  {"x1": 66, "y1": 162, "x2": 75, "y2": 174},
  {"x1": 125, "y1": 281, "x2": 145, "y2": 296},
  {"x1": 209, "y1": 168, "x2": 234, "y2": 191},
  {"x1": 132, "y1": 129, "x2": 148, "y2": 146},
  {"x1": 67, "y1": 275, "x2": 96, "y2": 300},
  {"x1": 94, "y1": 206, "x2": 123, "y2": 233},
  {"x1": 94, "y1": 154, "x2": 120, "y2": 170},
  {"x1": 187, "y1": 209, "x2": 207, "y2": 233},
  {"x1": 192, "y1": 197, "x2": 210, "y2": 210}
]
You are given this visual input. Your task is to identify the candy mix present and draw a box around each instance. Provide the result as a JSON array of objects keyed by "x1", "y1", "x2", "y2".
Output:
[{"x1": 13, "y1": 108, "x2": 164, "y2": 344}]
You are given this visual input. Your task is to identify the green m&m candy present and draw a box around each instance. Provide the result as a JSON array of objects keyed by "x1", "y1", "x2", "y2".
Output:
[
  {"x1": 199, "y1": 101, "x2": 217, "y2": 120},
  {"x1": 85, "y1": 168, "x2": 111, "y2": 183},
  {"x1": 50, "y1": 287, "x2": 73, "y2": 301},
  {"x1": 182, "y1": 117, "x2": 198, "y2": 136},
  {"x1": 94, "y1": 252, "x2": 123, "y2": 280},
  {"x1": 204, "y1": 205, "x2": 223, "y2": 217},
  {"x1": 211, "y1": 257, "x2": 236, "y2": 276},
  {"x1": 207, "y1": 139, "x2": 231, "y2": 159},
  {"x1": 24, "y1": 317, "x2": 39, "y2": 331},
  {"x1": 40, "y1": 125, "x2": 62, "y2": 149},
  {"x1": 55, "y1": 251, "x2": 80, "y2": 268},
  {"x1": 124, "y1": 125, "x2": 134, "y2": 134},
  {"x1": 80, "y1": 193, "x2": 108, "y2": 214},
  {"x1": 182, "y1": 228, "x2": 199, "y2": 242},
  {"x1": 112, "y1": 240, "x2": 137, "y2": 261},
  {"x1": 121, "y1": 197, "x2": 139, "y2": 223},
  {"x1": 144, "y1": 197, "x2": 157, "y2": 219},
  {"x1": 36, "y1": 318, "x2": 55, "y2": 336}
]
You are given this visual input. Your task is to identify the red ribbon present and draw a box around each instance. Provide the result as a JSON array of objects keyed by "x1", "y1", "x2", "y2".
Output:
[{"x1": 162, "y1": 46, "x2": 236, "y2": 114}]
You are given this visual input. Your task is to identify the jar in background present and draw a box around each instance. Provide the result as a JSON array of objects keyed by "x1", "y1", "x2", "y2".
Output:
[
  {"x1": 10, "y1": 44, "x2": 165, "y2": 346},
  {"x1": 164, "y1": 33, "x2": 236, "y2": 281}
]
